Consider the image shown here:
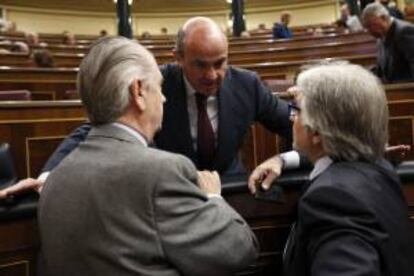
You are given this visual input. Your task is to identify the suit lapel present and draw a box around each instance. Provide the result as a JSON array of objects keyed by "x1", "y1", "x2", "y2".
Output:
[
  {"x1": 164, "y1": 69, "x2": 196, "y2": 159},
  {"x1": 214, "y1": 71, "x2": 236, "y2": 171}
]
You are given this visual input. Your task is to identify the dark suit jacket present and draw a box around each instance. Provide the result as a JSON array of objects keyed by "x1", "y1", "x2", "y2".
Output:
[
  {"x1": 43, "y1": 64, "x2": 292, "y2": 176},
  {"x1": 283, "y1": 159, "x2": 414, "y2": 276},
  {"x1": 272, "y1": 23, "x2": 293, "y2": 39},
  {"x1": 376, "y1": 19, "x2": 414, "y2": 83},
  {"x1": 39, "y1": 124, "x2": 258, "y2": 276}
]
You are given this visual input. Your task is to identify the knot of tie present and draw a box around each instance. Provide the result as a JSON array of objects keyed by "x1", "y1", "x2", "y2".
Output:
[{"x1": 195, "y1": 93, "x2": 208, "y2": 111}]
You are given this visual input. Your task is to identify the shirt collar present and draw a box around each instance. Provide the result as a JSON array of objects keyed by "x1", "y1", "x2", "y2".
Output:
[
  {"x1": 309, "y1": 156, "x2": 333, "y2": 180},
  {"x1": 111, "y1": 122, "x2": 148, "y2": 147},
  {"x1": 183, "y1": 75, "x2": 197, "y2": 98},
  {"x1": 384, "y1": 17, "x2": 395, "y2": 43}
]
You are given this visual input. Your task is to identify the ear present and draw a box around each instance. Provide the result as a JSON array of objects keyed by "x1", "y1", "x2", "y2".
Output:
[
  {"x1": 311, "y1": 132, "x2": 322, "y2": 145},
  {"x1": 130, "y1": 79, "x2": 146, "y2": 112},
  {"x1": 173, "y1": 48, "x2": 183, "y2": 65}
]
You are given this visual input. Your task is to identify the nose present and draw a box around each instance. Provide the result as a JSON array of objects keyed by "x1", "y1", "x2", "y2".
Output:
[{"x1": 204, "y1": 66, "x2": 217, "y2": 80}]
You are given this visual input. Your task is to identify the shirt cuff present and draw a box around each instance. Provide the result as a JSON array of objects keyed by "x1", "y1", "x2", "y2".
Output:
[
  {"x1": 207, "y1": 193, "x2": 223, "y2": 199},
  {"x1": 37, "y1": 171, "x2": 50, "y2": 182},
  {"x1": 279, "y1": 151, "x2": 300, "y2": 169}
]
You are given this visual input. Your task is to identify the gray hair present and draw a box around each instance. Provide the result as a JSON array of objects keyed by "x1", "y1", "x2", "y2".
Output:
[
  {"x1": 297, "y1": 63, "x2": 388, "y2": 161},
  {"x1": 175, "y1": 16, "x2": 226, "y2": 57},
  {"x1": 78, "y1": 36, "x2": 159, "y2": 125},
  {"x1": 362, "y1": 2, "x2": 391, "y2": 23}
]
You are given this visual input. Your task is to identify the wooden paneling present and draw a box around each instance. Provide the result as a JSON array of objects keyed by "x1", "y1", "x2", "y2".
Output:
[{"x1": 0, "y1": 101, "x2": 86, "y2": 178}]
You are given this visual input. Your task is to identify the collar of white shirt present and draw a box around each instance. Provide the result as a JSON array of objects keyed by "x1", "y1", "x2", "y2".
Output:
[
  {"x1": 112, "y1": 122, "x2": 148, "y2": 147},
  {"x1": 309, "y1": 156, "x2": 333, "y2": 180}
]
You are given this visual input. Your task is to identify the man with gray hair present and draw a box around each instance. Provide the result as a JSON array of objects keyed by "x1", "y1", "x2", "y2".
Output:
[
  {"x1": 362, "y1": 2, "x2": 414, "y2": 82},
  {"x1": 277, "y1": 63, "x2": 413, "y2": 275},
  {"x1": 38, "y1": 36, "x2": 258, "y2": 276}
]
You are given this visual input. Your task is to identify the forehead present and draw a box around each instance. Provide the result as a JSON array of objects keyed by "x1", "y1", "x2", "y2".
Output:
[
  {"x1": 364, "y1": 16, "x2": 384, "y2": 26},
  {"x1": 184, "y1": 28, "x2": 227, "y2": 56}
]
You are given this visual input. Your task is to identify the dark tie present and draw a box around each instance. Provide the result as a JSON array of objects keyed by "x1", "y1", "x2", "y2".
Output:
[{"x1": 195, "y1": 93, "x2": 215, "y2": 170}]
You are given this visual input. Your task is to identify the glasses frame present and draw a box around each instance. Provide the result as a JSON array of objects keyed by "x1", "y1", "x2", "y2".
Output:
[{"x1": 288, "y1": 102, "x2": 301, "y2": 118}]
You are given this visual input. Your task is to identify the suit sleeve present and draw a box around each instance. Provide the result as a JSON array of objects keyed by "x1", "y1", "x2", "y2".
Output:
[
  {"x1": 154, "y1": 155, "x2": 258, "y2": 276},
  {"x1": 399, "y1": 26, "x2": 414, "y2": 80},
  {"x1": 300, "y1": 185, "x2": 381, "y2": 276},
  {"x1": 42, "y1": 123, "x2": 91, "y2": 172},
  {"x1": 253, "y1": 74, "x2": 292, "y2": 141}
]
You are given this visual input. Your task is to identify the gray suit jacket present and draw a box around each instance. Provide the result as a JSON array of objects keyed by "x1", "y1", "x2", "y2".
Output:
[
  {"x1": 39, "y1": 124, "x2": 258, "y2": 276},
  {"x1": 376, "y1": 19, "x2": 414, "y2": 83}
]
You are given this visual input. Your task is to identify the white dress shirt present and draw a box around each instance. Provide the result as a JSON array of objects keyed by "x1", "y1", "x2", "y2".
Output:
[{"x1": 184, "y1": 76, "x2": 218, "y2": 151}]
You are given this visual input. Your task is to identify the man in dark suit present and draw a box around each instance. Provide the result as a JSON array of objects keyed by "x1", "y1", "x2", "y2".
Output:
[
  {"x1": 254, "y1": 62, "x2": 414, "y2": 275},
  {"x1": 362, "y1": 2, "x2": 414, "y2": 83},
  {"x1": 39, "y1": 36, "x2": 258, "y2": 276},
  {"x1": 40, "y1": 16, "x2": 294, "y2": 177},
  {"x1": 272, "y1": 12, "x2": 293, "y2": 39}
]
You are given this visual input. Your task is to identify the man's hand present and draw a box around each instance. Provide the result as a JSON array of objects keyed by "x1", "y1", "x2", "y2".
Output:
[
  {"x1": 197, "y1": 170, "x2": 221, "y2": 196},
  {"x1": 248, "y1": 156, "x2": 284, "y2": 194},
  {"x1": 0, "y1": 178, "x2": 44, "y2": 199}
]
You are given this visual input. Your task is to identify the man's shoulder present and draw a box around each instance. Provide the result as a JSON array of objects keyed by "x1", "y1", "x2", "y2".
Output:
[
  {"x1": 160, "y1": 63, "x2": 180, "y2": 77},
  {"x1": 394, "y1": 19, "x2": 414, "y2": 34},
  {"x1": 226, "y1": 66, "x2": 259, "y2": 81},
  {"x1": 143, "y1": 146, "x2": 196, "y2": 173}
]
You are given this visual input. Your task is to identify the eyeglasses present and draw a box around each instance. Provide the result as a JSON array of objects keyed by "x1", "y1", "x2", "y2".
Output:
[{"x1": 288, "y1": 102, "x2": 301, "y2": 118}]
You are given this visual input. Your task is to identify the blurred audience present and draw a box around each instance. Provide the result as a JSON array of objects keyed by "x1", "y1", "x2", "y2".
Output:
[
  {"x1": 62, "y1": 31, "x2": 76, "y2": 45},
  {"x1": 273, "y1": 11, "x2": 293, "y2": 39},
  {"x1": 160, "y1": 27, "x2": 168, "y2": 35},
  {"x1": 25, "y1": 32, "x2": 48, "y2": 47},
  {"x1": 10, "y1": 41, "x2": 29, "y2": 54},
  {"x1": 99, "y1": 29, "x2": 108, "y2": 37},
  {"x1": 32, "y1": 49, "x2": 54, "y2": 68},
  {"x1": 379, "y1": 0, "x2": 404, "y2": 19},
  {"x1": 337, "y1": 3, "x2": 364, "y2": 32},
  {"x1": 141, "y1": 31, "x2": 151, "y2": 39}
]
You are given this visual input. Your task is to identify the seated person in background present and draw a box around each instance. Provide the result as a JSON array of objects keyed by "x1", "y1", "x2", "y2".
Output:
[
  {"x1": 25, "y1": 32, "x2": 47, "y2": 46},
  {"x1": 10, "y1": 41, "x2": 29, "y2": 54},
  {"x1": 99, "y1": 29, "x2": 108, "y2": 37},
  {"x1": 141, "y1": 31, "x2": 151, "y2": 39},
  {"x1": 271, "y1": 63, "x2": 414, "y2": 275},
  {"x1": 38, "y1": 36, "x2": 258, "y2": 276},
  {"x1": 362, "y1": 3, "x2": 414, "y2": 82},
  {"x1": 32, "y1": 49, "x2": 54, "y2": 68},
  {"x1": 160, "y1": 27, "x2": 168, "y2": 35},
  {"x1": 338, "y1": 3, "x2": 364, "y2": 32},
  {"x1": 240, "y1": 30, "x2": 251, "y2": 38},
  {"x1": 62, "y1": 30, "x2": 76, "y2": 45},
  {"x1": 256, "y1": 23, "x2": 267, "y2": 33},
  {"x1": 4, "y1": 21, "x2": 18, "y2": 33},
  {"x1": 380, "y1": 0, "x2": 405, "y2": 19},
  {"x1": 272, "y1": 11, "x2": 293, "y2": 39}
]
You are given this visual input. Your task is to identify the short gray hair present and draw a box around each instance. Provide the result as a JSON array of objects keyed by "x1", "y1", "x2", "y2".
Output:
[
  {"x1": 362, "y1": 2, "x2": 390, "y2": 23},
  {"x1": 78, "y1": 36, "x2": 159, "y2": 125},
  {"x1": 297, "y1": 63, "x2": 388, "y2": 161}
]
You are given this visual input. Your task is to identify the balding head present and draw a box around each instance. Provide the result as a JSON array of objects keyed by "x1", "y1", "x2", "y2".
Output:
[
  {"x1": 175, "y1": 17, "x2": 227, "y2": 57},
  {"x1": 174, "y1": 17, "x2": 228, "y2": 96}
]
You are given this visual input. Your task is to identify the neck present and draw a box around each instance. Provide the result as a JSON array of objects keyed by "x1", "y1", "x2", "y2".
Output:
[{"x1": 117, "y1": 114, "x2": 152, "y2": 142}]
